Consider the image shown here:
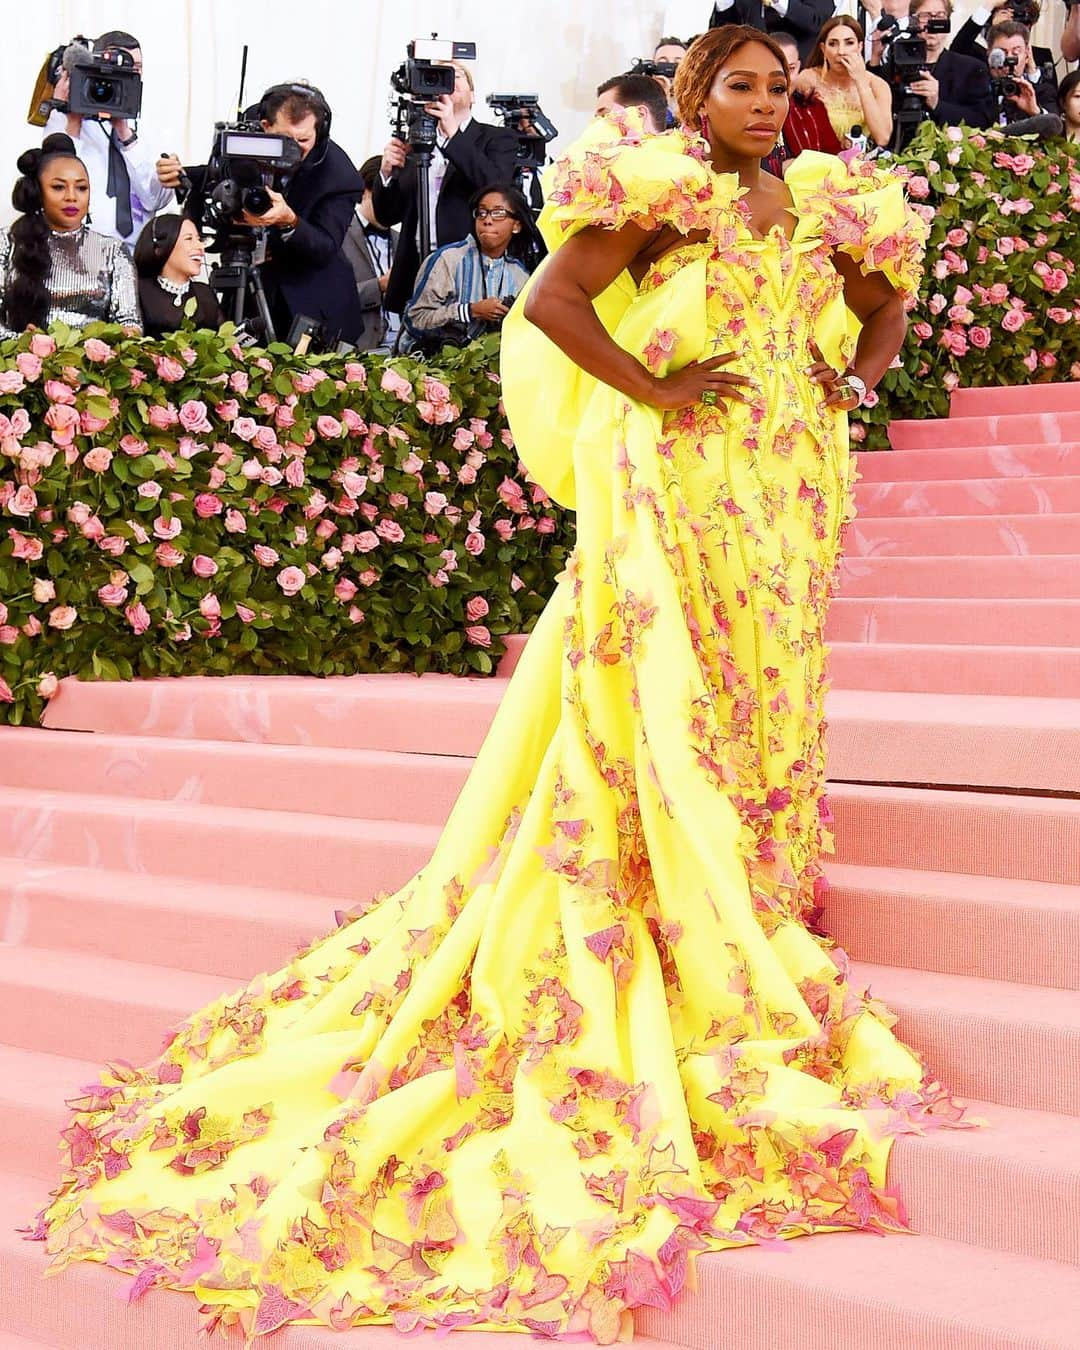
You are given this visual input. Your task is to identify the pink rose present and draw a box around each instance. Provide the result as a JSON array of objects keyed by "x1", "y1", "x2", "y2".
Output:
[
  {"x1": 945, "y1": 228, "x2": 968, "y2": 247},
  {"x1": 537, "y1": 516, "x2": 557, "y2": 534},
  {"x1": 911, "y1": 321, "x2": 933, "y2": 341},
  {"x1": 179, "y1": 399, "x2": 211, "y2": 433},
  {"x1": 253, "y1": 425, "x2": 277, "y2": 453},
  {"x1": 422, "y1": 374, "x2": 451, "y2": 406},
  {"x1": 147, "y1": 404, "x2": 179, "y2": 430},
  {"x1": 154, "y1": 355, "x2": 186, "y2": 383},
  {"x1": 9, "y1": 408, "x2": 30, "y2": 438},
  {"x1": 0, "y1": 626, "x2": 18, "y2": 645},
  {"x1": 334, "y1": 577, "x2": 358, "y2": 602},
  {"x1": 0, "y1": 676, "x2": 13, "y2": 702},
  {"x1": 32, "y1": 578, "x2": 55, "y2": 603},
  {"x1": 465, "y1": 596, "x2": 489, "y2": 621},
  {"x1": 215, "y1": 398, "x2": 240, "y2": 421},
  {"x1": 235, "y1": 603, "x2": 255, "y2": 624},
  {"x1": 285, "y1": 458, "x2": 305, "y2": 488},
  {"x1": 968, "y1": 326, "x2": 992, "y2": 349},
  {"x1": 83, "y1": 446, "x2": 113, "y2": 473},
  {"x1": 375, "y1": 519, "x2": 405, "y2": 543},
  {"x1": 125, "y1": 601, "x2": 150, "y2": 634},
  {"x1": 138, "y1": 482, "x2": 162, "y2": 500},
  {"x1": 424, "y1": 491, "x2": 448, "y2": 515},
  {"x1": 493, "y1": 519, "x2": 514, "y2": 541},
  {"x1": 99, "y1": 535, "x2": 126, "y2": 556},
  {"x1": 9, "y1": 530, "x2": 43, "y2": 560},
  {"x1": 229, "y1": 371, "x2": 250, "y2": 395},
  {"x1": 906, "y1": 175, "x2": 929, "y2": 199},
  {"x1": 37, "y1": 672, "x2": 59, "y2": 700},
  {"x1": 97, "y1": 583, "x2": 128, "y2": 606},
  {"x1": 119, "y1": 434, "x2": 148, "y2": 456},
  {"x1": 354, "y1": 530, "x2": 380, "y2": 553},
  {"x1": 277, "y1": 565, "x2": 306, "y2": 595},
  {"x1": 16, "y1": 352, "x2": 42, "y2": 381},
  {"x1": 155, "y1": 543, "x2": 185, "y2": 567},
  {"x1": 464, "y1": 531, "x2": 485, "y2": 556},
  {"x1": 458, "y1": 464, "x2": 477, "y2": 485},
  {"x1": 153, "y1": 515, "x2": 182, "y2": 540},
  {"x1": 129, "y1": 368, "x2": 146, "y2": 388},
  {"x1": 316, "y1": 415, "x2": 343, "y2": 439},
  {"x1": 44, "y1": 403, "x2": 80, "y2": 444},
  {"x1": 465, "y1": 624, "x2": 491, "y2": 648},
  {"x1": 84, "y1": 338, "x2": 113, "y2": 362},
  {"x1": 1001, "y1": 309, "x2": 1026, "y2": 333},
  {"x1": 292, "y1": 371, "x2": 318, "y2": 394},
  {"x1": 345, "y1": 361, "x2": 366, "y2": 384},
  {"x1": 47, "y1": 381, "x2": 77, "y2": 406},
  {"x1": 341, "y1": 407, "x2": 365, "y2": 434},
  {"x1": 224, "y1": 509, "x2": 247, "y2": 533},
  {"x1": 8, "y1": 485, "x2": 37, "y2": 516},
  {"x1": 254, "y1": 544, "x2": 280, "y2": 566},
  {"x1": 233, "y1": 417, "x2": 258, "y2": 441},
  {"x1": 192, "y1": 554, "x2": 219, "y2": 578},
  {"x1": 194, "y1": 493, "x2": 224, "y2": 518},
  {"x1": 347, "y1": 604, "x2": 366, "y2": 624},
  {"x1": 0, "y1": 370, "x2": 25, "y2": 394},
  {"x1": 380, "y1": 368, "x2": 414, "y2": 402},
  {"x1": 30, "y1": 333, "x2": 55, "y2": 358},
  {"x1": 48, "y1": 604, "x2": 78, "y2": 630},
  {"x1": 274, "y1": 402, "x2": 296, "y2": 430},
  {"x1": 199, "y1": 593, "x2": 221, "y2": 619}
]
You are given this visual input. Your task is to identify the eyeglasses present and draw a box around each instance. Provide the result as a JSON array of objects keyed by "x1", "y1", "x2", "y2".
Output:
[{"x1": 474, "y1": 207, "x2": 511, "y2": 220}]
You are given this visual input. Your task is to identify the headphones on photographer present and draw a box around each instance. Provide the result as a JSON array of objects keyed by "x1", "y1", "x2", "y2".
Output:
[{"x1": 257, "y1": 81, "x2": 332, "y2": 162}]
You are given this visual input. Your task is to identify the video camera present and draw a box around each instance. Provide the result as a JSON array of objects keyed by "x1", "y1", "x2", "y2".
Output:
[
  {"x1": 877, "y1": 14, "x2": 950, "y2": 149},
  {"x1": 390, "y1": 37, "x2": 477, "y2": 151},
  {"x1": 486, "y1": 94, "x2": 558, "y2": 171},
  {"x1": 199, "y1": 121, "x2": 303, "y2": 231},
  {"x1": 628, "y1": 57, "x2": 679, "y2": 80},
  {"x1": 28, "y1": 36, "x2": 143, "y2": 126}
]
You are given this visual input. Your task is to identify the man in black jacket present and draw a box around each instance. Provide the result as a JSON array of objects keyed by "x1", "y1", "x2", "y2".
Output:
[
  {"x1": 157, "y1": 84, "x2": 365, "y2": 343},
  {"x1": 905, "y1": 0, "x2": 996, "y2": 127},
  {"x1": 709, "y1": 0, "x2": 836, "y2": 62},
  {"x1": 373, "y1": 62, "x2": 518, "y2": 314}
]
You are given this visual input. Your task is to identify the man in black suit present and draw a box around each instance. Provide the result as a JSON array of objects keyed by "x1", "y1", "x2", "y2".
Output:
[
  {"x1": 156, "y1": 83, "x2": 365, "y2": 343},
  {"x1": 709, "y1": 0, "x2": 836, "y2": 62},
  {"x1": 342, "y1": 156, "x2": 399, "y2": 351},
  {"x1": 905, "y1": 0, "x2": 996, "y2": 127},
  {"x1": 373, "y1": 62, "x2": 518, "y2": 314}
]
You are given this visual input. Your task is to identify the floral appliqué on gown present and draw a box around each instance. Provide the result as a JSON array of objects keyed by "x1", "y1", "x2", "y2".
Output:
[{"x1": 29, "y1": 117, "x2": 966, "y2": 1343}]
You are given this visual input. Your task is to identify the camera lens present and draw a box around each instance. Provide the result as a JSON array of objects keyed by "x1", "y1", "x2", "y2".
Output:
[
  {"x1": 88, "y1": 78, "x2": 116, "y2": 105},
  {"x1": 243, "y1": 187, "x2": 272, "y2": 216}
]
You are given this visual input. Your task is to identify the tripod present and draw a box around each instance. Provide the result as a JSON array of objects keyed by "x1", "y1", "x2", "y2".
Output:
[{"x1": 208, "y1": 226, "x2": 276, "y2": 343}]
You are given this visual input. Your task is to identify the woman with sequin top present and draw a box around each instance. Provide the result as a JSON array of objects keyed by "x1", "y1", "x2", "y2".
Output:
[{"x1": 0, "y1": 133, "x2": 141, "y2": 340}]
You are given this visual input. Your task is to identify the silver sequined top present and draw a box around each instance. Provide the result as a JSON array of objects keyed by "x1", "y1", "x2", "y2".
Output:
[{"x1": 0, "y1": 224, "x2": 141, "y2": 339}]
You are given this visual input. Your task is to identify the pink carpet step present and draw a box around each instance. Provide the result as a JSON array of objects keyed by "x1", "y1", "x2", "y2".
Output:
[
  {"x1": 0, "y1": 729, "x2": 470, "y2": 823},
  {"x1": 855, "y1": 474, "x2": 1080, "y2": 517},
  {"x1": 826, "y1": 690, "x2": 1080, "y2": 794},
  {"x1": 0, "y1": 1173, "x2": 693, "y2": 1350},
  {"x1": 838, "y1": 553, "x2": 1080, "y2": 599},
  {"x1": 829, "y1": 784, "x2": 1080, "y2": 886},
  {"x1": 951, "y1": 381, "x2": 1080, "y2": 417},
  {"x1": 636, "y1": 1228, "x2": 1080, "y2": 1350},
  {"x1": 827, "y1": 596, "x2": 1080, "y2": 648},
  {"x1": 828, "y1": 640, "x2": 1080, "y2": 698},
  {"x1": 5, "y1": 1040, "x2": 1076, "y2": 1268},
  {"x1": 846, "y1": 512, "x2": 1080, "y2": 557},
  {"x1": 889, "y1": 410, "x2": 1080, "y2": 450},
  {"x1": 856, "y1": 961, "x2": 1080, "y2": 1116},
  {"x1": 855, "y1": 441, "x2": 1080, "y2": 482},
  {"x1": 824, "y1": 863, "x2": 1080, "y2": 990},
  {"x1": 0, "y1": 859, "x2": 340, "y2": 981},
  {"x1": 42, "y1": 673, "x2": 505, "y2": 755},
  {"x1": 0, "y1": 786, "x2": 438, "y2": 896}
]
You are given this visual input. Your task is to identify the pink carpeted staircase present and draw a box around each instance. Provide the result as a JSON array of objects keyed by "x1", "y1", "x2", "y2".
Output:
[{"x1": 1, "y1": 385, "x2": 1079, "y2": 1349}]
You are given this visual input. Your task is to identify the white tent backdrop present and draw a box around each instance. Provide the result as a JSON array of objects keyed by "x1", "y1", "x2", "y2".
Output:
[{"x1": 0, "y1": 0, "x2": 1067, "y2": 227}]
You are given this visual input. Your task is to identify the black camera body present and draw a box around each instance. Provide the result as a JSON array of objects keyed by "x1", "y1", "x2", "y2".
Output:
[
  {"x1": 1008, "y1": 1, "x2": 1040, "y2": 24},
  {"x1": 486, "y1": 93, "x2": 558, "y2": 171},
  {"x1": 628, "y1": 57, "x2": 678, "y2": 79},
  {"x1": 390, "y1": 37, "x2": 477, "y2": 151},
  {"x1": 990, "y1": 52, "x2": 1023, "y2": 98},
  {"x1": 200, "y1": 121, "x2": 303, "y2": 231},
  {"x1": 68, "y1": 47, "x2": 142, "y2": 119}
]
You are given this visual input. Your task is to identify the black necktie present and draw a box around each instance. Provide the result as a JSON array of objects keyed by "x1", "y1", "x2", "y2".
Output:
[{"x1": 106, "y1": 126, "x2": 133, "y2": 240}]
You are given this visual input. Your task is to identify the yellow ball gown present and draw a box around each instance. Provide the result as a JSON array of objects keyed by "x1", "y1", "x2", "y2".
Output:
[{"x1": 32, "y1": 122, "x2": 958, "y2": 1343}]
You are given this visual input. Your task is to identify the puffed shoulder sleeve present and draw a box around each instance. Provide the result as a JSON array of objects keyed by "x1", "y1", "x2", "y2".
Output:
[
  {"x1": 538, "y1": 111, "x2": 744, "y2": 250},
  {"x1": 784, "y1": 150, "x2": 929, "y2": 301}
]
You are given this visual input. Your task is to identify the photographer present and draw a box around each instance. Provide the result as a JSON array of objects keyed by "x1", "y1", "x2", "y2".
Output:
[
  {"x1": 650, "y1": 36, "x2": 689, "y2": 119},
  {"x1": 905, "y1": 0, "x2": 996, "y2": 127},
  {"x1": 952, "y1": 2, "x2": 1055, "y2": 71},
  {"x1": 709, "y1": 0, "x2": 837, "y2": 62},
  {"x1": 594, "y1": 74, "x2": 671, "y2": 133},
  {"x1": 986, "y1": 21, "x2": 1059, "y2": 120},
  {"x1": 342, "y1": 155, "x2": 400, "y2": 352},
  {"x1": 374, "y1": 61, "x2": 518, "y2": 315},
  {"x1": 157, "y1": 83, "x2": 365, "y2": 344},
  {"x1": 45, "y1": 31, "x2": 173, "y2": 249}
]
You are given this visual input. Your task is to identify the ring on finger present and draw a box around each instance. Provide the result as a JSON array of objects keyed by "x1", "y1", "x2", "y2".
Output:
[{"x1": 701, "y1": 390, "x2": 718, "y2": 406}]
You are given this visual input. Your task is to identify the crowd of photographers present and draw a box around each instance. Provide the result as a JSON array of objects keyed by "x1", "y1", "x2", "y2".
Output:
[{"x1": 2, "y1": 9, "x2": 1079, "y2": 360}]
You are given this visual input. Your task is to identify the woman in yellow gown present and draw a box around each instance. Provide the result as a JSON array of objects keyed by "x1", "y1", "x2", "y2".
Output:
[{"x1": 31, "y1": 27, "x2": 962, "y2": 1344}]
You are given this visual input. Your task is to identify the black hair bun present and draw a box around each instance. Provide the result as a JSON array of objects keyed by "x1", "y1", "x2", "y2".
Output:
[
  {"x1": 41, "y1": 133, "x2": 78, "y2": 158},
  {"x1": 15, "y1": 147, "x2": 43, "y2": 178}
]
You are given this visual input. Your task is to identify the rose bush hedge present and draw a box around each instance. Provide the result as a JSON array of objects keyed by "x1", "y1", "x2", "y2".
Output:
[
  {"x1": 0, "y1": 323, "x2": 573, "y2": 725},
  {"x1": 852, "y1": 122, "x2": 1080, "y2": 448}
]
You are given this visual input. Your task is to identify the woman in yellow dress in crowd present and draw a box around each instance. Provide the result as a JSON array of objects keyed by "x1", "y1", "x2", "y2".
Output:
[{"x1": 30, "y1": 25, "x2": 961, "y2": 1344}]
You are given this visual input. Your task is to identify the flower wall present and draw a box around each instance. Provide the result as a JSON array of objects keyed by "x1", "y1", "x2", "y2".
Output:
[
  {"x1": 851, "y1": 123, "x2": 1080, "y2": 448},
  {"x1": 0, "y1": 326, "x2": 572, "y2": 725}
]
